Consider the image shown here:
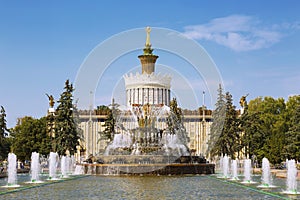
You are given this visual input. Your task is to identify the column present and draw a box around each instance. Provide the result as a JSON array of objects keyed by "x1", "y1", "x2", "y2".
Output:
[
  {"x1": 154, "y1": 88, "x2": 158, "y2": 104},
  {"x1": 168, "y1": 90, "x2": 170, "y2": 106},
  {"x1": 137, "y1": 88, "x2": 140, "y2": 104},
  {"x1": 149, "y1": 88, "x2": 153, "y2": 104},
  {"x1": 147, "y1": 88, "x2": 149, "y2": 104},
  {"x1": 157, "y1": 88, "x2": 161, "y2": 104},
  {"x1": 161, "y1": 88, "x2": 164, "y2": 105},
  {"x1": 153, "y1": 88, "x2": 155, "y2": 104},
  {"x1": 165, "y1": 89, "x2": 168, "y2": 105},
  {"x1": 127, "y1": 89, "x2": 130, "y2": 106},
  {"x1": 130, "y1": 89, "x2": 132, "y2": 106},
  {"x1": 139, "y1": 88, "x2": 143, "y2": 104},
  {"x1": 142, "y1": 88, "x2": 144, "y2": 105}
]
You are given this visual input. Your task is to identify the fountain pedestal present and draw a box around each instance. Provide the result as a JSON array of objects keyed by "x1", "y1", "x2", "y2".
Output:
[{"x1": 83, "y1": 155, "x2": 214, "y2": 175}]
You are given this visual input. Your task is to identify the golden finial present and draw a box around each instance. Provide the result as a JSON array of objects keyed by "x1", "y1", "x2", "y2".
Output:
[
  {"x1": 145, "y1": 26, "x2": 151, "y2": 47},
  {"x1": 143, "y1": 26, "x2": 153, "y2": 55}
]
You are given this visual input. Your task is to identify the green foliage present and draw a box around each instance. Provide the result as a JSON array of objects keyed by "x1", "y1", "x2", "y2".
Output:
[
  {"x1": 167, "y1": 98, "x2": 189, "y2": 146},
  {"x1": 10, "y1": 116, "x2": 51, "y2": 161},
  {"x1": 167, "y1": 98, "x2": 183, "y2": 134},
  {"x1": 0, "y1": 106, "x2": 11, "y2": 160},
  {"x1": 73, "y1": 104, "x2": 84, "y2": 148},
  {"x1": 284, "y1": 100, "x2": 300, "y2": 160},
  {"x1": 239, "y1": 107, "x2": 263, "y2": 159},
  {"x1": 207, "y1": 84, "x2": 226, "y2": 157},
  {"x1": 211, "y1": 92, "x2": 240, "y2": 159},
  {"x1": 54, "y1": 80, "x2": 80, "y2": 155},
  {"x1": 99, "y1": 107, "x2": 115, "y2": 141},
  {"x1": 208, "y1": 90, "x2": 298, "y2": 164},
  {"x1": 240, "y1": 96, "x2": 289, "y2": 164},
  {"x1": 95, "y1": 105, "x2": 111, "y2": 115},
  {"x1": 98, "y1": 100, "x2": 120, "y2": 142},
  {"x1": 0, "y1": 106, "x2": 9, "y2": 137}
]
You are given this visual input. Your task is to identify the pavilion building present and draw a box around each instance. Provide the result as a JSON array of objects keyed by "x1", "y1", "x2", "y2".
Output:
[{"x1": 78, "y1": 28, "x2": 212, "y2": 159}]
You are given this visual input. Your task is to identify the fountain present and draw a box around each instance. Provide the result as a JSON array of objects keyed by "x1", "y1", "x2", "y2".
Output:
[
  {"x1": 3, "y1": 153, "x2": 20, "y2": 187},
  {"x1": 60, "y1": 155, "x2": 73, "y2": 178},
  {"x1": 79, "y1": 28, "x2": 214, "y2": 175},
  {"x1": 103, "y1": 105, "x2": 189, "y2": 157},
  {"x1": 85, "y1": 104, "x2": 214, "y2": 175},
  {"x1": 257, "y1": 157, "x2": 276, "y2": 188},
  {"x1": 48, "y1": 152, "x2": 59, "y2": 180},
  {"x1": 218, "y1": 155, "x2": 229, "y2": 178},
  {"x1": 28, "y1": 152, "x2": 43, "y2": 183},
  {"x1": 69, "y1": 155, "x2": 75, "y2": 175},
  {"x1": 218, "y1": 156, "x2": 223, "y2": 174},
  {"x1": 230, "y1": 159, "x2": 239, "y2": 180},
  {"x1": 74, "y1": 165, "x2": 84, "y2": 175},
  {"x1": 61, "y1": 156, "x2": 68, "y2": 178},
  {"x1": 241, "y1": 158, "x2": 256, "y2": 184},
  {"x1": 282, "y1": 159, "x2": 299, "y2": 195}
]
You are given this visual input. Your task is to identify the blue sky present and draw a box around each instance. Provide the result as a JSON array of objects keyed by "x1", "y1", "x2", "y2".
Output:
[{"x1": 1, "y1": 1, "x2": 299, "y2": 127}]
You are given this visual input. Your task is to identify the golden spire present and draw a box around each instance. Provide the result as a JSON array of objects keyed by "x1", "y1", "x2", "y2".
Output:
[
  {"x1": 145, "y1": 27, "x2": 151, "y2": 47},
  {"x1": 143, "y1": 26, "x2": 153, "y2": 55},
  {"x1": 138, "y1": 26, "x2": 158, "y2": 74}
]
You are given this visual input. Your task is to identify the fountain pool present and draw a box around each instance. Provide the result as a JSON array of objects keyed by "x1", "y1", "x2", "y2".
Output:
[{"x1": 1, "y1": 174, "x2": 297, "y2": 199}]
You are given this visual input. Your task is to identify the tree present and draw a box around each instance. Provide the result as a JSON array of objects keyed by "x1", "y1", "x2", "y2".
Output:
[
  {"x1": 208, "y1": 90, "x2": 240, "y2": 159},
  {"x1": 10, "y1": 116, "x2": 51, "y2": 161},
  {"x1": 207, "y1": 84, "x2": 226, "y2": 158},
  {"x1": 239, "y1": 105, "x2": 263, "y2": 159},
  {"x1": 284, "y1": 97, "x2": 300, "y2": 160},
  {"x1": 244, "y1": 97, "x2": 287, "y2": 164},
  {"x1": 98, "y1": 99, "x2": 119, "y2": 141},
  {"x1": 95, "y1": 105, "x2": 111, "y2": 115},
  {"x1": 54, "y1": 80, "x2": 80, "y2": 155},
  {"x1": 167, "y1": 98, "x2": 189, "y2": 146},
  {"x1": 239, "y1": 97, "x2": 266, "y2": 159},
  {"x1": 219, "y1": 92, "x2": 240, "y2": 158},
  {"x1": 0, "y1": 106, "x2": 10, "y2": 160},
  {"x1": 73, "y1": 101, "x2": 84, "y2": 151},
  {"x1": 284, "y1": 95, "x2": 300, "y2": 160},
  {"x1": 0, "y1": 106, "x2": 8, "y2": 137}
]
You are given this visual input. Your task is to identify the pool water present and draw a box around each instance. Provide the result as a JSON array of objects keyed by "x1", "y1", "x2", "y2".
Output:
[{"x1": 0, "y1": 174, "x2": 298, "y2": 199}]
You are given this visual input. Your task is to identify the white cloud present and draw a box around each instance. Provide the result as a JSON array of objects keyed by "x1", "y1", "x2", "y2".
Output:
[{"x1": 183, "y1": 15, "x2": 296, "y2": 52}]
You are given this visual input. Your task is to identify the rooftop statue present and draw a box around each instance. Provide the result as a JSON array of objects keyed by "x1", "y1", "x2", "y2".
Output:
[
  {"x1": 46, "y1": 94, "x2": 55, "y2": 108},
  {"x1": 239, "y1": 94, "x2": 249, "y2": 108}
]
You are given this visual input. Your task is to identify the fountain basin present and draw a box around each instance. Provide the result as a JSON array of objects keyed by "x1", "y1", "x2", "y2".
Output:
[
  {"x1": 241, "y1": 180, "x2": 257, "y2": 184},
  {"x1": 83, "y1": 155, "x2": 214, "y2": 175},
  {"x1": 25, "y1": 180, "x2": 45, "y2": 184},
  {"x1": 257, "y1": 184, "x2": 277, "y2": 188},
  {"x1": 229, "y1": 177, "x2": 239, "y2": 181},
  {"x1": 81, "y1": 162, "x2": 215, "y2": 175},
  {"x1": 2, "y1": 184, "x2": 21, "y2": 188},
  {"x1": 281, "y1": 190, "x2": 300, "y2": 195}
]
